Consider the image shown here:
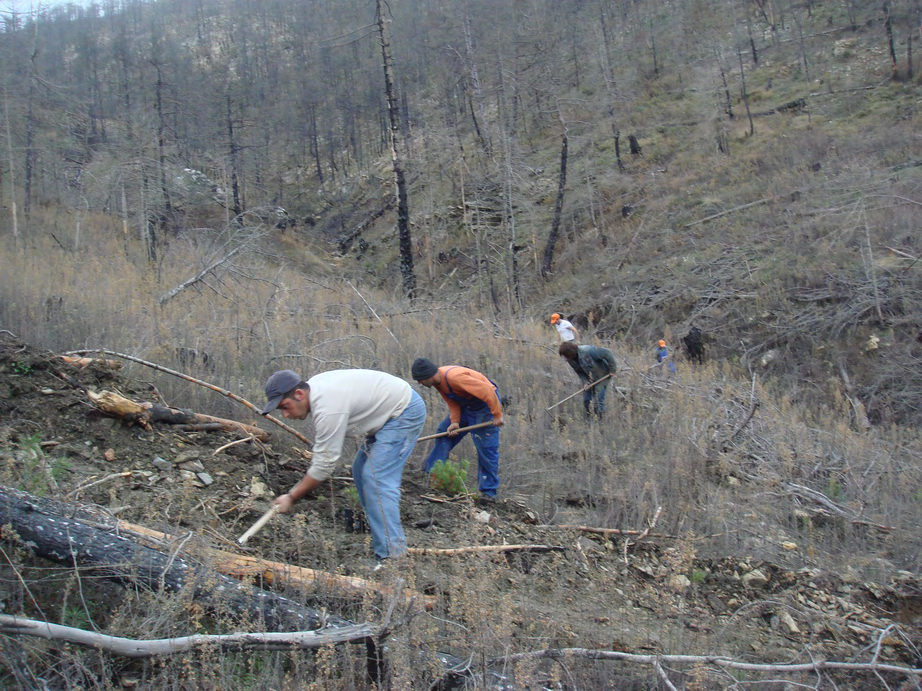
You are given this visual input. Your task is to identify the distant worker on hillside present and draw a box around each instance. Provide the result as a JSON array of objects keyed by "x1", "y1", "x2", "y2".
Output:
[
  {"x1": 682, "y1": 326, "x2": 705, "y2": 365},
  {"x1": 411, "y1": 358, "x2": 504, "y2": 502},
  {"x1": 260, "y1": 368, "x2": 426, "y2": 563},
  {"x1": 550, "y1": 313, "x2": 580, "y2": 343},
  {"x1": 558, "y1": 342, "x2": 617, "y2": 419},
  {"x1": 656, "y1": 339, "x2": 676, "y2": 374}
]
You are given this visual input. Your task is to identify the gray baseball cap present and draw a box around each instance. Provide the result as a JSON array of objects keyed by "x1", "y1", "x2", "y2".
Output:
[{"x1": 260, "y1": 370, "x2": 303, "y2": 415}]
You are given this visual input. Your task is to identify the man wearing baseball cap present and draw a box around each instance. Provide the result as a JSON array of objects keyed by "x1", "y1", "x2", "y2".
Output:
[{"x1": 261, "y1": 368, "x2": 426, "y2": 562}]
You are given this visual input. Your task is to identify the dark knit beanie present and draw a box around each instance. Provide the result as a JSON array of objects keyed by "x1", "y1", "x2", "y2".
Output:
[{"x1": 411, "y1": 357, "x2": 439, "y2": 380}]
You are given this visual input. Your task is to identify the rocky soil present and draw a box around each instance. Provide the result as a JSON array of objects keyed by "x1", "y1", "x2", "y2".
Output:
[{"x1": 1, "y1": 332, "x2": 919, "y2": 688}]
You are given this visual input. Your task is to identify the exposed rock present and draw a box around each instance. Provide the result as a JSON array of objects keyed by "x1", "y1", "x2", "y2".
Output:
[{"x1": 742, "y1": 568, "x2": 770, "y2": 588}]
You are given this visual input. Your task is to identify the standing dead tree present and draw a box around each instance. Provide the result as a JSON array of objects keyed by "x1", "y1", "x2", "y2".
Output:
[
  {"x1": 541, "y1": 124, "x2": 569, "y2": 278},
  {"x1": 375, "y1": 0, "x2": 416, "y2": 299}
]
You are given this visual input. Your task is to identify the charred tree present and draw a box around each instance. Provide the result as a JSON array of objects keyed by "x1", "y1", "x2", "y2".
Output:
[
  {"x1": 738, "y1": 48, "x2": 754, "y2": 136},
  {"x1": 612, "y1": 124, "x2": 625, "y2": 172},
  {"x1": 375, "y1": 0, "x2": 416, "y2": 299},
  {"x1": 226, "y1": 92, "x2": 243, "y2": 217},
  {"x1": 884, "y1": 3, "x2": 898, "y2": 77},
  {"x1": 541, "y1": 128, "x2": 568, "y2": 278},
  {"x1": 0, "y1": 486, "x2": 347, "y2": 632}
]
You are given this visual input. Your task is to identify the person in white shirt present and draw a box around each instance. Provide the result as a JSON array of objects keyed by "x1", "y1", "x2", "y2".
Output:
[
  {"x1": 260, "y1": 369, "x2": 426, "y2": 561},
  {"x1": 550, "y1": 313, "x2": 580, "y2": 343}
]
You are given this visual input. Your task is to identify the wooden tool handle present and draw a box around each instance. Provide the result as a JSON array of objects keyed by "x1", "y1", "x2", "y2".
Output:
[
  {"x1": 237, "y1": 504, "x2": 280, "y2": 545},
  {"x1": 546, "y1": 372, "x2": 614, "y2": 411},
  {"x1": 417, "y1": 420, "x2": 495, "y2": 442}
]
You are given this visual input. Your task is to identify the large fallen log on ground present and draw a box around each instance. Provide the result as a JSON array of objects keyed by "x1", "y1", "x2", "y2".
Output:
[
  {"x1": 0, "y1": 486, "x2": 344, "y2": 632},
  {"x1": 111, "y1": 518, "x2": 435, "y2": 609},
  {"x1": 0, "y1": 486, "x2": 488, "y2": 686}
]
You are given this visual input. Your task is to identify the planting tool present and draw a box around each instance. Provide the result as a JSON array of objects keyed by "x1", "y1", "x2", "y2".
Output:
[
  {"x1": 237, "y1": 504, "x2": 280, "y2": 545},
  {"x1": 417, "y1": 420, "x2": 495, "y2": 442},
  {"x1": 546, "y1": 373, "x2": 614, "y2": 411}
]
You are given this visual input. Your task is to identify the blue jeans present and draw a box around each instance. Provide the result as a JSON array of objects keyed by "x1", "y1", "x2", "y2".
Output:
[
  {"x1": 353, "y1": 391, "x2": 426, "y2": 559},
  {"x1": 424, "y1": 405, "x2": 500, "y2": 497},
  {"x1": 583, "y1": 381, "x2": 610, "y2": 414}
]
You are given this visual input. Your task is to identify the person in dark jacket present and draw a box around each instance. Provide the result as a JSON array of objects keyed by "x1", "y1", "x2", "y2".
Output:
[
  {"x1": 682, "y1": 326, "x2": 705, "y2": 364},
  {"x1": 559, "y1": 341, "x2": 617, "y2": 418}
]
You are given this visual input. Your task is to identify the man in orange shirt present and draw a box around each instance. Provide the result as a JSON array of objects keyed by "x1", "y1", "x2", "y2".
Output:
[{"x1": 411, "y1": 358, "x2": 504, "y2": 500}]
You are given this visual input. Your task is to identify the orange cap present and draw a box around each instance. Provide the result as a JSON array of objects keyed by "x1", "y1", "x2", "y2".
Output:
[
  {"x1": 551, "y1": 313, "x2": 561, "y2": 324},
  {"x1": 658, "y1": 340, "x2": 666, "y2": 347}
]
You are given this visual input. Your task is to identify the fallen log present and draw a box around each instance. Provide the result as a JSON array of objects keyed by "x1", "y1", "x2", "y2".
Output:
[
  {"x1": 57, "y1": 355, "x2": 122, "y2": 369},
  {"x1": 16, "y1": 496, "x2": 434, "y2": 610},
  {"x1": 115, "y1": 519, "x2": 434, "y2": 609},
  {"x1": 85, "y1": 389, "x2": 270, "y2": 442},
  {"x1": 0, "y1": 485, "x2": 346, "y2": 632},
  {"x1": 538, "y1": 524, "x2": 647, "y2": 535},
  {"x1": 0, "y1": 485, "x2": 482, "y2": 684},
  {"x1": 496, "y1": 646, "x2": 922, "y2": 686}
]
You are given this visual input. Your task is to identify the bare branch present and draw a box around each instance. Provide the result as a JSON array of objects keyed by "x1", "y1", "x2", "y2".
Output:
[
  {"x1": 494, "y1": 646, "x2": 922, "y2": 680},
  {"x1": 0, "y1": 615, "x2": 377, "y2": 657}
]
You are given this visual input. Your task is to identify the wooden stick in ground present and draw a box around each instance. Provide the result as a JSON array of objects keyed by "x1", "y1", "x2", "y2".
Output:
[
  {"x1": 237, "y1": 505, "x2": 280, "y2": 545},
  {"x1": 546, "y1": 373, "x2": 614, "y2": 411},
  {"x1": 417, "y1": 420, "x2": 495, "y2": 442},
  {"x1": 64, "y1": 348, "x2": 313, "y2": 447}
]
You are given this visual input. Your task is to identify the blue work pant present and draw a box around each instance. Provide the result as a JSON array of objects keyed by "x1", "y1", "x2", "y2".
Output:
[
  {"x1": 353, "y1": 391, "x2": 426, "y2": 559},
  {"x1": 584, "y1": 380, "x2": 610, "y2": 414},
  {"x1": 424, "y1": 405, "x2": 500, "y2": 497}
]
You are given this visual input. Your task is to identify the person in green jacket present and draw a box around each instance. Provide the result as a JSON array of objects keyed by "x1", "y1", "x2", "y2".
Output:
[{"x1": 558, "y1": 341, "x2": 617, "y2": 418}]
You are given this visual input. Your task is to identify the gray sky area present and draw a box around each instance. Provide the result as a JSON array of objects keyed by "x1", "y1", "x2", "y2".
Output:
[{"x1": 2, "y1": 0, "x2": 87, "y2": 14}]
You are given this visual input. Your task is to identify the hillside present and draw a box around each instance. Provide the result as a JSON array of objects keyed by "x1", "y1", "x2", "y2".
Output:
[
  {"x1": 0, "y1": 0, "x2": 921, "y2": 688},
  {"x1": 5, "y1": 0, "x2": 918, "y2": 425},
  {"x1": 2, "y1": 334, "x2": 921, "y2": 688}
]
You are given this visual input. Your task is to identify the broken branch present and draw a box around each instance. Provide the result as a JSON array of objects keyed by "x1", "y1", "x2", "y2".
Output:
[
  {"x1": 0, "y1": 615, "x2": 377, "y2": 657},
  {"x1": 64, "y1": 348, "x2": 312, "y2": 446}
]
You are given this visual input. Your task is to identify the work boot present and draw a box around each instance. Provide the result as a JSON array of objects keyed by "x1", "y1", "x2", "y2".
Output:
[{"x1": 475, "y1": 493, "x2": 497, "y2": 506}]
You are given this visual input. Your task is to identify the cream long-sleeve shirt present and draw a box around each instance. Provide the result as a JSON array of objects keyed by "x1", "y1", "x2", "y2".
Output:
[{"x1": 306, "y1": 369, "x2": 412, "y2": 481}]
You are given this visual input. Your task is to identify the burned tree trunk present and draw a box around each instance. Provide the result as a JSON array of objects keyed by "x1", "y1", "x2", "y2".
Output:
[
  {"x1": 375, "y1": 0, "x2": 417, "y2": 299},
  {"x1": 0, "y1": 486, "x2": 345, "y2": 632},
  {"x1": 540, "y1": 128, "x2": 569, "y2": 278},
  {"x1": 612, "y1": 124, "x2": 624, "y2": 172}
]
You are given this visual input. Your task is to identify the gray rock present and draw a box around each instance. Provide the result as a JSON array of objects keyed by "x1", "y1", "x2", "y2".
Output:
[
  {"x1": 742, "y1": 568, "x2": 770, "y2": 588},
  {"x1": 152, "y1": 457, "x2": 172, "y2": 471},
  {"x1": 179, "y1": 460, "x2": 206, "y2": 472}
]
